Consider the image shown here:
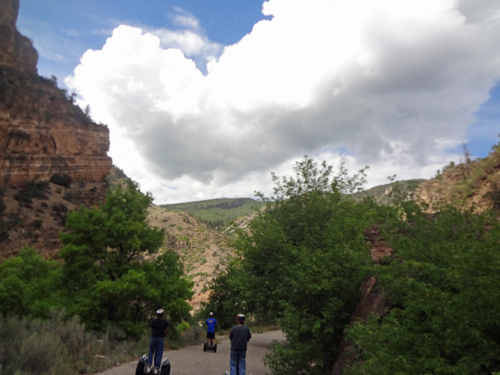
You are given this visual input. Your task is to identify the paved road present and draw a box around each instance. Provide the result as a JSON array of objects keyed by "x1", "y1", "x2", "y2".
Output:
[{"x1": 95, "y1": 330, "x2": 285, "y2": 375}]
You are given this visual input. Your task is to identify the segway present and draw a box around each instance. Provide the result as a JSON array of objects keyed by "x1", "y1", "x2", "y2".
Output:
[
  {"x1": 135, "y1": 354, "x2": 171, "y2": 375},
  {"x1": 203, "y1": 342, "x2": 217, "y2": 353}
]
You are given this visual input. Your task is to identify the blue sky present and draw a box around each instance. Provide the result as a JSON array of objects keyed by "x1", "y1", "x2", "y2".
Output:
[
  {"x1": 15, "y1": 0, "x2": 500, "y2": 203},
  {"x1": 18, "y1": 0, "x2": 270, "y2": 82}
]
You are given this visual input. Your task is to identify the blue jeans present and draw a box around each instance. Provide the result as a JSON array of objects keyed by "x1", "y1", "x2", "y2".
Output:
[
  {"x1": 230, "y1": 351, "x2": 246, "y2": 375},
  {"x1": 148, "y1": 337, "x2": 165, "y2": 369}
]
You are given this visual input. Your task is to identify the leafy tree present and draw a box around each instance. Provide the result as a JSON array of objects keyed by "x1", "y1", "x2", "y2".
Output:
[
  {"x1": 201, "y1": 262, "x2": 248, "y2": 329},
  {"x1": 0, "y1": 247, "x2": 63, "y2": 318},
  {"x1": 59, "y1": 180, "x2": 193, "y2": 335},
  {"x1": 206, "y1": 157, "x2": 394, "y2": 375},
  {"x1": 347, "y1": 203, "x2": 500, "y2": 375}
]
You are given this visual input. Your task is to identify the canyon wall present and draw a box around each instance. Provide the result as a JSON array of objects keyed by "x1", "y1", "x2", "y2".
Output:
[{"x1": 0, "y1": 0, "x2": 112, "y2": 188}]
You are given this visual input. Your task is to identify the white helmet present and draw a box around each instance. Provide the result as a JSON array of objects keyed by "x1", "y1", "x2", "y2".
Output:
[
  {"x1": 209, "y1": 312, "x2": 214, "y2": 316},
  {"x1": 156, "y1": 308, "x2": 164, "y2": 315}
]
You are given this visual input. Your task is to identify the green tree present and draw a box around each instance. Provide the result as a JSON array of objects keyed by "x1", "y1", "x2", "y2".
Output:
[
  {"x1": 59, "y1": 180, "x2": 193, "y2": 335},
  {"x1": 0, "y1": 247, "x2": 62, "y2": 318},
  {"x1": 347, "y1": 204, "x2": 500, "y2": 375},
  {"x1": 201, "y1": 261, "x2": 248, "y2": 329},
  {"x1": 206, "y1": 157, "x2": 393, "y2": 375}
]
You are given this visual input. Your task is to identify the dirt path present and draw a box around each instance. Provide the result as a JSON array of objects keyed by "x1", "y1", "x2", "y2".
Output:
[{"x1": 94, "y1": 330, "x2": 285, "y2": 375}]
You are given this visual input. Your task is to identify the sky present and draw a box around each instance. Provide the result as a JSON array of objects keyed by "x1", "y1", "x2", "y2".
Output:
[{"x1": 17, "y1": 0, "x2": 500, "y2": 204}]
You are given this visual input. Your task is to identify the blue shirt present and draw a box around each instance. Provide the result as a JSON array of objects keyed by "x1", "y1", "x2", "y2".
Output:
[{"x1": 206, "y1": 318, "x2": 217, "y2": 333}]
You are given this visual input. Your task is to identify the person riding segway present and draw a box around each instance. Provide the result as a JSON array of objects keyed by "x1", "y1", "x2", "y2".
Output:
[
  {"x1": 204, "y1": 312, "x2": 218, "y2": 352},
  {"x1": 229, "y1": 314, "x2": 251, "y2": 375}
]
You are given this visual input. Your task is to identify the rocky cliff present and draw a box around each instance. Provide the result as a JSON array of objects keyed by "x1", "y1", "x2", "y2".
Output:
[
  {"x1": 0, "y1": 0, "x2": 112, "y2": 257},
  {"x1": 0, "y1": 0, "x2": 112, "y2": 188},
  {"x1": 0, "y1": 0, "x2": 37, "y2": 75},
  {"x1": 415, "y1": 142, "x2": 500, "y2": 214}
]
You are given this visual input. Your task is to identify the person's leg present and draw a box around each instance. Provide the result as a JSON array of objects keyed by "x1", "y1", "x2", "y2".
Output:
[
  {"x1": 147, "y1": 337, "x2": 157, "y2": 369},
  {"x1": 154, "y1": 337, "x2": 165, "y2": 369},
  {"x1": 238, "y1": 352, "x2": 246, "y2": 375},
  {"x1": 230, "y1": 351, "x2": 238, "y2": 375}
]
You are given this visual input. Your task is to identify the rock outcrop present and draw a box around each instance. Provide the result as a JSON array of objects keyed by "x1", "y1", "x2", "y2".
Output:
[
  {"x1": 0, "y1": 0, "x2": 38, "y2": 75},
  {"x1": 414, "y1": 144, "x2": 500, "y2": 214},
  {"x1": 0, "y1": 0, "x2": 112, "y2": 188},
  {"x1": 331, "y1": 225, "x2": 392, "y2": 375}
]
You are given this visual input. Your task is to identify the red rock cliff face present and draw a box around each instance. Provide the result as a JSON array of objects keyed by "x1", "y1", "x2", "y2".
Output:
[
  {"x1": 0, "y1": 0, "x2": 112, "y2": 187},
  {"x1": 0, "y1": 0, "x2": 37, "y2": 75}
]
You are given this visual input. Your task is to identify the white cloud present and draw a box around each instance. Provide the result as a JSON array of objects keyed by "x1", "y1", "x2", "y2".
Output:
[{"x1": 66, "y1": 0, "x2": 500, "y2": 203}]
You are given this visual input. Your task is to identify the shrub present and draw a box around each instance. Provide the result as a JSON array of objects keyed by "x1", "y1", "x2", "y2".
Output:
[
  {"x1": 177, "y1": 321, "x2": 190, "y2": 332},
  {"x1": 346, "y1": 205, "x2": 500, "y2": 375},
  {"x1": 52, "y1": 203, "x2": 68, "y2": 225},
  {"x1": 31, "y1": 219, "x2": 43, "y2": 229},
  {"x1": 0, "y1": 311, "x2": 149, "y2": 375},
  {"x1": 0, "y1": 221, "x2": 9, "y2": 242},
  {"x1": 50, "y1": 173, "x2": 72, "y2": 188},
  {"x1": 63, "y1": 191, "x2": 75, "y2": 203},
  {"x1": 14, "y1": 181, "x2": 49, "y2": 204},
  {"x1": 0, "y1": 189, "x2": 5, "y2": 214}
]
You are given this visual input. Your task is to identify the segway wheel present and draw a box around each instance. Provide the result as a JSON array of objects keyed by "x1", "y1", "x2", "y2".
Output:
[
  {"x1": 135, "y1": 355, "x2": 147, "y2": 375},
  {"x1": 213, "y1": 343, "x2": 217, "y2": 353},
  {"x1": 203, "y1": 343, "x2": 207, "y2": 352},
  {"x1": 160, "y1": 359, "x2": 171, "y2": 375}
]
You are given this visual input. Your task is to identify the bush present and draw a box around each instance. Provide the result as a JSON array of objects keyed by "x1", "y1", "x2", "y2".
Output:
[
  {"x1": 0, "y1": 220, "x2": 9, "y2": 242},
  {"x1": 50, "y1": 173, "x2": 72, "y2": 188},
  {"x1": 346, "y1": 204, "x2": 500, "y2": 375},
  {"x1": 63, "y1": 191, "x2": 75, "y2": 203},
  {"x1": 52, "y1": 203, "x2": 68, "y2": 225},
  {"x1": 177, "y1": 321, "x2": 190, "y2": 332},
  {"x1": 14, "y1": 181, "x2": 49, "y2": 204},
  {"x1": 0, "y1": 189, "x2": 5, "y2": 214},
  {"x1": 31, "y1": 219, "x2": 43, "y2": 229},
  {"x1": 0, "y1": 311, "x2": 149, "y2": 375}
]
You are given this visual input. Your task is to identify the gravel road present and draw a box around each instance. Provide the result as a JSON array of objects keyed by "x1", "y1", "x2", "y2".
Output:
[{"x1": 94, "y1": 330, "x2": 285, "y2": 375}]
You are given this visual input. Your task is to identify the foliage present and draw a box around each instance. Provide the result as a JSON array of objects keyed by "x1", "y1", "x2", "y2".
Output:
[
  {"x1": 0, "y1": 188, "x2": 5, "y2": 214},
  {"x1": 161, "y1": 198, "x2": 265, "y2": 230},
  {"x1": 201, "y1": 261, "x2": 248, "y2": 329},
  {"x1": 14, "y1": 181, "x2": 49, "y2": 204},
  {"x1": 0, "y1": 247, "x2": 63, "y2": 318},
  {"x1": 52, "y1": 202, "x2": 68, "y2": 225},
  {"x1": 50, "y1": 173, "x2": 72, "y2": 188},
  {"x1": 346, "y1": 203, "x2": 500, "y2": 375},
  {"x1": 59, "y1": 180, "x2": 193, "y2": 335},
  {"x1": 205, "y1": 156, "x2": 394, "y2": 375},
  {"x1": 0, "y1": 311, "x2": 148, "y2": 375}
]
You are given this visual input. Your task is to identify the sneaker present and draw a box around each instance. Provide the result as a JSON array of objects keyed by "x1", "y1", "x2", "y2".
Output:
[
  {"x1": 153, "y1": 368, "x2": 159, "y2": 375},
  {"x1": 145, "y1": 366, "x2": 151, "y2": 374}
]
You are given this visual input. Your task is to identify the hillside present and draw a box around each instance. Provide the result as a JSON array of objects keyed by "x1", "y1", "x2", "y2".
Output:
[
  {"x1": 108, "y1": 167, "x2": 237, "y2": 309},
  {"x1": 350, "y1": 179, "x2": 425, "y2": 204},
  {"x1": 415, "y1": 141, "x2": 500, "y2": 213},
  {"x1": 0, "y1": 179, "x2": 107, "y2": 259},
  {"x1": 161, "y1": 197, "x2": 265, "y2": 230}
]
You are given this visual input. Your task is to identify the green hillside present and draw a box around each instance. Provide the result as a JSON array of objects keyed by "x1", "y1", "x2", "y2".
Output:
[{"x1": 161, "y1": 198, "x2": 265, "y2": 230}]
